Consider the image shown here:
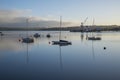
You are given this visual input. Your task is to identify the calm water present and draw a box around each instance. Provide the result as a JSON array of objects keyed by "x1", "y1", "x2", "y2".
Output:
[{"x1": 0, "y1": 31, "x2": 120, "y2": 80}]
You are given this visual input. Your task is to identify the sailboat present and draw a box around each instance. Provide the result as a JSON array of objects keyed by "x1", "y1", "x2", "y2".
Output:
[
  {"x1": 22, "y1": 18, "x2": 34, "y2": 43},
  {"x1": 88, "y1": 36, "x2": 101, "y2": 40},
  {"x1": 52, "y1": 16, "x2": 72, "y2": 45},
  {"x1": 88, "y1": 19, "x2": 101, "y2": 40}
]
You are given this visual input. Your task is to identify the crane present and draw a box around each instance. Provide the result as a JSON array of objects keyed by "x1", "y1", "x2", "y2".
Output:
[{"x1": 80, "y1": 17, "x2": 88, "y2": 32}]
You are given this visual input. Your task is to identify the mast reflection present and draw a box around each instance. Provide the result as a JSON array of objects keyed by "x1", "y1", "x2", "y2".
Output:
[
  {"x1": 92, "y1": 40, "x2": 95, "y2": 60},
  {"x1": 52, "y1": 43, "x2": 72, "y2": 71}
]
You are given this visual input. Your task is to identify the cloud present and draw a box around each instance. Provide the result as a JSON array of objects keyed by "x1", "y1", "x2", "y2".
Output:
[
  {"x1": 0, "y1": 9, "x2": 31, "y2": 23},
  {"x1": 0, "y1": 9, "x2": 31, "y2": 17},
  {"x1": 0, "y1": 9, "x2": 76, "y2": 28}
]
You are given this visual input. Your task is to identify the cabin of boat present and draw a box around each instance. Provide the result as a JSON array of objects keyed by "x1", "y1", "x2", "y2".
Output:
[
  {"x1": 52, "y1": 40, "x2": 72, "y2": 45},
  {"x1": 22, "y1": 37, "x2": 34, "y2": 43},
  {"x1": 88, "y1": 37, "x2": 101, "y2": 40},
  {"x1": 34, "y1": 33, "x2": 40, "y2": 38}
]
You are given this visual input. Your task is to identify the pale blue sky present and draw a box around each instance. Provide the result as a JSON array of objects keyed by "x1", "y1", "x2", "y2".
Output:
[{"x1": 0, "y1": 0, "x2": 120, "y2": 25}]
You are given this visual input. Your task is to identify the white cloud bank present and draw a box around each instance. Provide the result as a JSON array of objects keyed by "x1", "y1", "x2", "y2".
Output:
[{"x1": 0, "y1": 9, "x2": 77, "y2": 28}]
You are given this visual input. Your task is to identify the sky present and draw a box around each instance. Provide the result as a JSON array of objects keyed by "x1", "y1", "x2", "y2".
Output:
[{"x1": 0, "y1": 0, "x2": 120, "y2": 28}]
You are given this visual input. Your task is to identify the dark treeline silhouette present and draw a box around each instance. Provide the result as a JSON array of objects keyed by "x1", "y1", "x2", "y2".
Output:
[{"x1": 0, "y1": 25, "x2": 120, "y2": 31}]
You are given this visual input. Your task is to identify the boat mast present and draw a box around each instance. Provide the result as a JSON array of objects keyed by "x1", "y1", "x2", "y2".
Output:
[
  {"x1": 26, "y1": 18, "x2": 29, "y2": 63},
  {"x1": 92, "y1": 18, "x2": 95, "y2": 37},
  {"x1": 59, "y1": 16, "x2": 62, "y2": 41},
  {"x1": 92, "y1": 18, "x2": 95, "y2": 60},
  {"x1": 26, "y1": 18, "x2": 29, "y2": 38}
]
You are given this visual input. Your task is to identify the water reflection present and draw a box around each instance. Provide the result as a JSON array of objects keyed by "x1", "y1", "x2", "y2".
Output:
[
  {"x1": 52, "y1": 42, "x2": 72, "y2": 71},
  {"x1": 80, "y1": 33, "x2": 84, "y2": 41},
  {"x1": 0, "y1": 39, "x2": 23, "y2": 51},
  {"x1": 59, "y1": 45, "x2": 63, "y2": 71},
  {"x1": 0, "y1": 31, "x2": 120, "y2": 80},
  {"x1": 86, "y1": 33, "x2": 88, "y2": 40},
  {"x1": 92, "y1": 40, "x2": 95, "y2": 60},
  {"x1": 26, "y1": 43, "x2": 29, "y2": 64}
]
